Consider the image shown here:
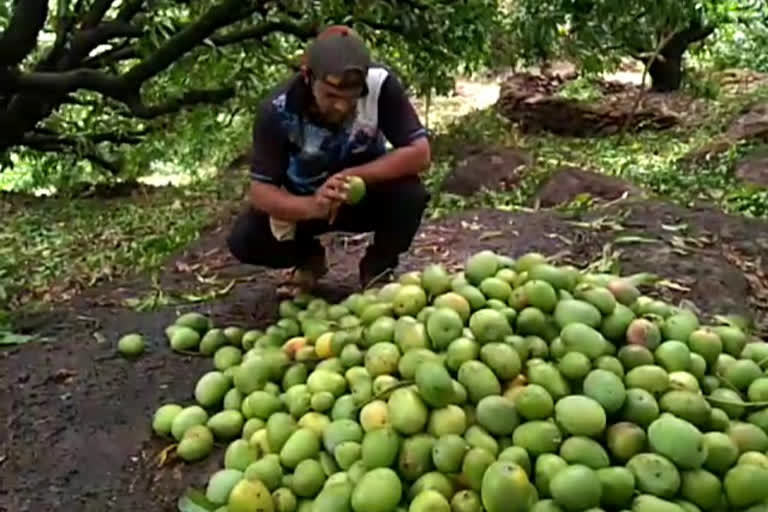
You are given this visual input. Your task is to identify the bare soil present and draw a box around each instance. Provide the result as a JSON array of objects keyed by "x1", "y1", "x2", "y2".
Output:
[
  {"x1": 533, "y1": 166, "x2": 643, "y2": 207},
  {"x1": 495, "y1": 72, "x2": 709, "y2": 137},
  {"x1": 3, "y1": 198, "x2": 768, "y2": 511},
  {"x1": 440, "y1": 146, "x2": 531, "y2": 196}
]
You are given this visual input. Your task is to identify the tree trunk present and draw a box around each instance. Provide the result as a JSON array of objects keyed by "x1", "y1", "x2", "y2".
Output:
[
  {"x1": 649, "y1": 47, "x2": 684, "y2": 92},
  {"x1": 644, "y1": 21, "x2": 716, "y2": 93}
]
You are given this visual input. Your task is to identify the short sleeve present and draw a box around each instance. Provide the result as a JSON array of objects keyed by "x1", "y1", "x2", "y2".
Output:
[
  {"x1": 249, "y1": 100, "x2": 289, "y2": 185},
  {"x1": 377, "y1": 72, "x2": 428, "y2": 148}
]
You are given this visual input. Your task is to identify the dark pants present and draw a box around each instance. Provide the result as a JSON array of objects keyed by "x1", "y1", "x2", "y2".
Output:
[{"x1": 227, "y1": 176, "x2": 430, "y2": 281}]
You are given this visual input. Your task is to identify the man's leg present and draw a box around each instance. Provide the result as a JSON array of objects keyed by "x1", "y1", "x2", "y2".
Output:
[
  {"x1": 333, "y1": 176, "x2": 430, "y2": 286},
  {"x1": 227, "y1": 207, "x2": 328, "y2": 291}
]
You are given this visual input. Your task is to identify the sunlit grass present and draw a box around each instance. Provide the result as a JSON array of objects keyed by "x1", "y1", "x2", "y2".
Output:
[
  {"x1": 425, "y1": 77, "x2": 768, "y2": 219},
  {"x1": 0, "y1": 178, "x2": 242, "y2": 311}
]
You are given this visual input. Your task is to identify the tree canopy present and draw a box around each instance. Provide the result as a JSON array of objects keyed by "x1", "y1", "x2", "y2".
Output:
[
  {"x1": 3, "y1": 0, "x2": 768, "y2": 192},
  {"x1": 509, "y1": 0, "x2": 767, "y2": 91},
  {"x1": 0, "y1": 0, "x2": 498, "y2": 189}
]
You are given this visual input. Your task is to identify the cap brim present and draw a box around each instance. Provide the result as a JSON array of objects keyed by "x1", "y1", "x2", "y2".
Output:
[{"x1": 321, "y1": 67, "x2": 368, "y2": 90}]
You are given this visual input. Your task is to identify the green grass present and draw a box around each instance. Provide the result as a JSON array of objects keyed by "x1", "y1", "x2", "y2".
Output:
[
  {"x1": 426, "y1": 80, "x2": 768, "y2": 219},
  {"x1": 556, "y1": 76, "x2": 605, "y2": 102},
  {"x1": 0, "y1": 178, "x2": 241, "y2": 314}
]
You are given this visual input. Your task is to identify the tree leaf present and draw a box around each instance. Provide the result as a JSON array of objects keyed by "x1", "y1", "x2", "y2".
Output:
[
  {"x1": 657, "y1": 279, "x2": 692, "y2": 292},
  {"x1": 0, "y1": 331, "x2": 36, "y2": 345},
  {"x1": 713, "y1": 314, "x2": 752, "y2": 331},
  {"x1": 613, "y1": 235, "x2": 660, "y2": 245},
  {"x1": 177, "y1": 487, "x2": 216, "y2": 512}
]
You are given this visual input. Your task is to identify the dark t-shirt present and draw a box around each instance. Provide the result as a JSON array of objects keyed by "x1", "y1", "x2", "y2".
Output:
[{"x1": 249, "y1": 65, "x2": 428, "y2": 195}]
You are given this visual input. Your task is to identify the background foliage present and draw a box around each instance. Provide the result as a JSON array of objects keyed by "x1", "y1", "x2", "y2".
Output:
[
  {"x1": 0, "y1": 0, "x2": 499, "y2": 192},
  {"x1": 506, "y1": 0, "x2": 767, "y2": 90}
]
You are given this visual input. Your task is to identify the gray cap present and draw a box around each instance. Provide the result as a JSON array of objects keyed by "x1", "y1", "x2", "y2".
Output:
[{"x1": 305, "y1": 27, "x2": 371, "y2": 89}]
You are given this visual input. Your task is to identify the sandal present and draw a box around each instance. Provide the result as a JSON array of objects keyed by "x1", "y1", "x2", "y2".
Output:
[{"x1": 276, "y1": 251, "x2": 328, "y2": 298}]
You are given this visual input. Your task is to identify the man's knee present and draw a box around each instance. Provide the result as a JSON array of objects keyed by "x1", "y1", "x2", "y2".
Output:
[
  {"x1": 226, "y1": 212, "x2": 256, "y2": 264},
  {"x1": 390, "y1": 177, "x2": 430, "y2": 218},
  {"x1": 226, "y1": 208, "x2": 309, "y2": 269},
  {"x1": 226, "y1": 208, "x2": 280, "y2": 266}
]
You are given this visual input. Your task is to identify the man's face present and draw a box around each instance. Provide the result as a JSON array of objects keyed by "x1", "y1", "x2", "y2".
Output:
[{"x1": 310, "y1": 74, "x2": 364, "y2": 126}]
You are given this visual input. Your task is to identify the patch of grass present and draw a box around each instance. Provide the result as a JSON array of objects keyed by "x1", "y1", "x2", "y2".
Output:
[
  {"x1": 556, "y1": 76, "x2": 604, "y2": 102},
  {"x1": 521, "y1": 76, "x2": 768, "y2": 217},
  {"x1": 681, "y1": 72, "x2": 722, "y2": 100},
  {"x1": 529, "y1": 131, "x2": 768, "y2": 217},
  {"x1": 425, "y1": 108, "x2": 547, "y2": 218},
  {"x1": 0, "y1": 177, "x2": 242, "y2": 311},
  {"x1": 425, "y1": 78, "x2": 768, "y2": 219}
]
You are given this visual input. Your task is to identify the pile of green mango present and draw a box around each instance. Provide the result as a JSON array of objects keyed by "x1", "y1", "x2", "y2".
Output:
[{"x1": 149, "y1": 249, "x2": 768, "y2": 512}]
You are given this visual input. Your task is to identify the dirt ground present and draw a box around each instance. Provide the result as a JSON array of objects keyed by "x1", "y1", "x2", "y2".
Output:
[
  {"x1": 495, "y1": 72, "x2": 708, "y2": 137},
  {"x1": 3, "y1": 197, "x2": 768, "y2": 512}
]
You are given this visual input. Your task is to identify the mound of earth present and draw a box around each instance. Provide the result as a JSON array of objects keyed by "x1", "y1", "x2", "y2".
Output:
[
  {"x1": 440, "y1": 146, "x2": 531, "y2": 196},
  {"x1": 735, "y1": 150, "x2": 768, "y2": 188},
  {"x1": 596, "y1": 80, "x2": 709, "y2": 125},
  {"x1": 495, "y1": 72, "x2": 698, "y2": 137},
  {"x1": 3, "y1": 198, "x2": 768, "y2": 511},
  {"x1": 728, "y1": 101, "x2": 768, "y2": 140},
  {"x1": 683, "y1": 101, "x2": 768, "y2": 163},
  {"x1": 534, "y1": 166, "x2": 643, "y2": 207}
]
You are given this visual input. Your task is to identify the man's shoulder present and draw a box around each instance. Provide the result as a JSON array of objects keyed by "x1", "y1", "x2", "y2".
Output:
[
  {"x1": 256, "y1": 72, "x2": 303, "y2": 116},
  {"x1": 368, "y1": 61, "x2": 399, "y2": 78},
  {"x1": 366, "y1": 63, "x2": 399, "y2": 87},
  {"x1": 366, "y1": 63, "x2": 416, "y2": 100},
  {"x1": 364, "y1": 63, "x2": 408, "y2": 104}
]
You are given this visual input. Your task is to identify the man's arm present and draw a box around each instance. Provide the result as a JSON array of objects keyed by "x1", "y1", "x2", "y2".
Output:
[
  {"x1": 342, "y1": 138, "x2": 430, "y2": 185},
  {"x1": 249, "y1": 181, "x2": 321, "y2": 222},
  {"x1": 248, "y1": 101, "x2": 326, "y2": 222},
  {"x1": 343, "y1": 72, "x2": 431, "y2": 184}
]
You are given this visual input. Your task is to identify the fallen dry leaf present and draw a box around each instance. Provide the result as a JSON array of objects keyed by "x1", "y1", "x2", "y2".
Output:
[
  {"x1": 156, "y1": 444, "x2": 178, "y2": 468},
  {"x1": 479, "y1": 231, "x2": 504, "y2": 240}
]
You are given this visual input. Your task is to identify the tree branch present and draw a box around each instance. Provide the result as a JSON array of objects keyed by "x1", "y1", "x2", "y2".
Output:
[
  {"x1": 0, "y1": 0, "x2": 49, "y2": 66},
  {"x1": 82, "y1": 0, "x2": 118, "y2": 28},
  {"x1": 26, "y1": 128, "x2": 150, "y2": 145},
  {"x1": 383, "y1": 0, "x2": 428, "y2": 11},
  {"x1": 86, "y1": 18, "x2": 316, "y2": 67},
  {"x1": 117, "y1": 0, "x2": 146, "y2": 22},
  {"x1": 61, "y1": 93, "x2": 104, "y2": 107},
  {"x1": 209, "y1": 20, "x2": 317, "y2": 46},
  {"x1": 66, "y1": 21, "x2": 144, "y2": 64},
  {"x1": 123, "y1": 0, "x2": 261, "y2": 85},
  {"x1": 90, "y1": 130, "x2": 151, "y2": 143},
  {"x1": 82, "y1": 44, "x2": 139, "y2": 67},
  {"x1": 618, "y1": 30, "x2": 677, "y2": 143},
  {"x1": 683, "y1": 24, "x2": 716, "y2": 44},
  {"x1": 126, "y1": 86, "x2": 236, "y2": 118},
  {"x1": 2, "y1": 67, "x2": 132, "y2": 103},
  {"x1": 356, "y1": 18, "x2": 409, "y2": 35},
  {"x1": 47, "y1": 0, "x2": 79, "y2": 65},
  {"x1": 82, "y1": 152, "x2": 122, "y2": 175},
  {"x1": 73, "y1": 0, "x2": 86, "y2": 16}
]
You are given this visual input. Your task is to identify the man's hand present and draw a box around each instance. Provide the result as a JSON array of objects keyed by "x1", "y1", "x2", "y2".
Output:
[
  {"x1": 308, "y1": 173, "x2": 349, "y2": 221},
  {"x1": 318, "y1": 173, "x2": 349, "y2": 203}
]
